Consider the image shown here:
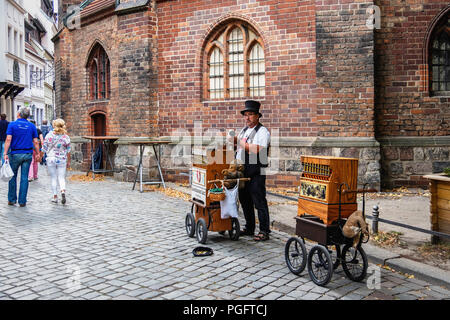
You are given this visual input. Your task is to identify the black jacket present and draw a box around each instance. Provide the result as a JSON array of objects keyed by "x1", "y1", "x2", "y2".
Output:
[{"x1": 0, "y1": 119, "x2": 9, "y2": 141}]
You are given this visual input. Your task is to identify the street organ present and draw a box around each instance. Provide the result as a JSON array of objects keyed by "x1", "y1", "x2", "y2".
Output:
[{"x1": 298, "y1": 155, "x2": 359, "y2": 225}]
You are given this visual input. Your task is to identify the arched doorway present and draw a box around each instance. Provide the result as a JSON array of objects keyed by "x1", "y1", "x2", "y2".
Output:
[
  {"x1": 90, "y1": 113, "x2": 106, "y2": 171},
  {"x1": 91, "y1": 113, "x2": 106, "y2": 137}
]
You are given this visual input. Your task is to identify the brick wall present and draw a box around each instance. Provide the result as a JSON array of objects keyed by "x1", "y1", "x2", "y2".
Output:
[
  {"x1": 315, "y1": 0, "x2": 375, "y2": 137},
  {"x1": 157, "y1": 0, "x2": 375, "y2": 139},
  {"x1": 375, "y1": 1, "x2": 450, "y2": 137},
  {"x1": 54, "y1": 2, "x2": 159, "y2": 170},
  {"x1": 156, "y1": 0, "x2": 319, "y2": 138},
  {"x1": 375, "y1": 1, "x2": 450, "y2": 187}
]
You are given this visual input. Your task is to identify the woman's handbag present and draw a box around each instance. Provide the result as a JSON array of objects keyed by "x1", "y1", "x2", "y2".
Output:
[{"x1": 0, "y1": 160, "x2": 14, "y2": 182}]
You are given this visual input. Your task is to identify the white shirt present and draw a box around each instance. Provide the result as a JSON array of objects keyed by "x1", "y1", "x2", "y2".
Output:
[{"x1": 236, "y1": 124, "x2": 270, "y2": 162}]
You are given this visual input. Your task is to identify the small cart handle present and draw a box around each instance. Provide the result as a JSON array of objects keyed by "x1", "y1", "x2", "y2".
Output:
[
  {"x1": 341, "y1": 188, "x2": 378, "y2": 194},
  {"x1": 208, "y1": 178, "x2": 251, "y2": 184}
]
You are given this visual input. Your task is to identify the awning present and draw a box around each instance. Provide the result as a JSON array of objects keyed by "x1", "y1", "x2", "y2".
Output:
[{"x1": 0, "y1": 82, "x2": 25, "y2": 99}]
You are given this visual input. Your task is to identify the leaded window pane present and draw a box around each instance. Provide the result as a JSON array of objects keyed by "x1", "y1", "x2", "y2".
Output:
[
  {"x1": 209, "y1": 47, "x2": 224, "y2": 99},
  {"x1": 228, "y1": 28, "x2": 244, "y2": 98},
  {"x1": 249, "y1": 43, "x2": 265, "y2": 97},
  {"x1": 431, "y1": 19, "x2": 450, "y2": 94}
]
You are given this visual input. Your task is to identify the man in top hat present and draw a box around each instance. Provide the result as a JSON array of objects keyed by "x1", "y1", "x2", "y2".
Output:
[{"x1": 232, "y1": 100, "x2": 271, "y2": 241}]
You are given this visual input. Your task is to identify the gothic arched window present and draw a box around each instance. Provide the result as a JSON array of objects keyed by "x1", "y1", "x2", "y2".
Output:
[
  {"x1": 87, "y1": 44, "x2": 110, "y2": 100},
  {"x1": 430, "y1": 15, "x2": 450, "y2": 94},
  {"x1": 204, "y1": 21, "x2": 265, "y2": 100}
]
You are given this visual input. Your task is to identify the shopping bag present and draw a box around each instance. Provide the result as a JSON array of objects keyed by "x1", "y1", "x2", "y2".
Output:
[
  {"x1": 0, "y1": 160, "x2": 14, "y2": 182},
  {"x1": 220, "y1": 182, "x2": 239, "y2": 219}
]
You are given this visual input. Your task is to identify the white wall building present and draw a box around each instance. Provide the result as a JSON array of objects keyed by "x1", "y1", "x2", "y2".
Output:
[
  {"x1": 0, "y1": 0, "x2": 56, "y2": 124},
  {"x1": 0, "y1": 0, "x2": 26, "y2": 121}
]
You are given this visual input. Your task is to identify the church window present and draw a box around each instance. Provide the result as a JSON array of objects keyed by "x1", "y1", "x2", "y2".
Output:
[
  {"x1": 430, "y1": 16, "x2": 450, "y2": 94},
  {"x1": 87, "y1": 44, "x2": 110, "y2": 100},
  {"x1": 205, "y1": 22, "x2": 265, "y2": 100}
]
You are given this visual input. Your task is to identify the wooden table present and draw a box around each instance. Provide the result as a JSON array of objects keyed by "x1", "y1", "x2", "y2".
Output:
[
  {"x1": 423, "y1": 173, "x2": 450, "y2": 244},
  {"x1": 83, "y1": 136, "x2": 119, "y2": 179},
  {"x1": 127, "y1": 139, "x2": 171, "y2": 192}
]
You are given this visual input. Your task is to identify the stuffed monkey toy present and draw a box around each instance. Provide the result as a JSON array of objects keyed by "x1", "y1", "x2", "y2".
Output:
[{"x1": 343, "y1": 210, "x2": 369, "y2": 248}]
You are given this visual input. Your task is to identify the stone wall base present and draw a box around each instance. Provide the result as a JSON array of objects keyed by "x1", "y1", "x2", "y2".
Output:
[{"x1": 68, "y1": 136, "x2": 450, "y2": 190}]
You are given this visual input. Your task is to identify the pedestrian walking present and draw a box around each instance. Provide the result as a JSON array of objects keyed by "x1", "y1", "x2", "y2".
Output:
[
  {"x1": 3, "y1": 107, "x2": 41, "y2": 207},
  {"x1": 28, "y1": 120, "x2": 44, "y2": 181},
  {"x1": 0, "y1": 114, "x2": 9, "y2": 165},
  {"x1": 40, "y1": 120, "x2": 52, "y2": 165},
  {"x1": 42, "y1": 119, "x2": 71, "y2": 204},
  {"x1": 232, "y1": 100, "x2": 271, "y2": 241}
]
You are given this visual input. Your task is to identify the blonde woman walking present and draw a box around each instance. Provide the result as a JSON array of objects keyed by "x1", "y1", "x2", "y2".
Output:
[{"x1": 42, "y1": 119, "x2": 71, "y2": 204}]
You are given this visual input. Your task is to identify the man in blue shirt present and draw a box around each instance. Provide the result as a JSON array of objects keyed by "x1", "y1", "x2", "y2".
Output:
[{"x1": 3, "y1": 107, "x2": 41, "y2": 207}]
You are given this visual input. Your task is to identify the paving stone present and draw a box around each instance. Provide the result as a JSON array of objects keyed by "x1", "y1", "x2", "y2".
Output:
[
  {"x1": 260, "y1": 292, "x2": 283, "y2": 300},
  {"x1": 300, "y1": 292, "x2": 322, "y2": 300},
  {"x1": 394, "y1": 293, "x2": 418, "y2": 300}
]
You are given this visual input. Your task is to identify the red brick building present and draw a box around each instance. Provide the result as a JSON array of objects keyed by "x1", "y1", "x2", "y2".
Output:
[{"x1": 53, "y1": 0, "x2": 450, "y2": 189}]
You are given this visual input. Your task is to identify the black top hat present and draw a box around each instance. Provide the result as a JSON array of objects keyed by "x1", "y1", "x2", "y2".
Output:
[{"x1": 241, "y1": 100, "x2": 262, "y2": 117}]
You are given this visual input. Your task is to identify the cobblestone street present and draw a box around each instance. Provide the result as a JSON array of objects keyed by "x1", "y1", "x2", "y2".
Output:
[{"x1": 0, "y1": 169, "x2": 449, "y2": 300}]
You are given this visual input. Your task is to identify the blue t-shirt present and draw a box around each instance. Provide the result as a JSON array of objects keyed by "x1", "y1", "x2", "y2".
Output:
[{"x1": 6, "y1": 119, "x2": 38, "y2": 154}]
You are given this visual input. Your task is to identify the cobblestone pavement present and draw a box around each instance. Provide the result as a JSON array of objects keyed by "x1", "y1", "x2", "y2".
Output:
[{"x1": 0, "y1": 169, "x2": 449, "y2": 300}]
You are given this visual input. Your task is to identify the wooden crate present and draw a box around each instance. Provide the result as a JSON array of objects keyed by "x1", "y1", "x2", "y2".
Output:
[
  {"x1": 298, "y1": 155, "x2": 358, "y2": 225},
  {"x1": 424, "y1": 174, "x2": 450, "y2": 244}
]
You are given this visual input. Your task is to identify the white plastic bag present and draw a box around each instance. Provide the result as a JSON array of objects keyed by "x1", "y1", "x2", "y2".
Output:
[
  {"x1": 220, "y1": 182, "x2": 239, "y2": 219},
  {"x1": 0, "y1": 160, "x2": 14, "y2": 182}
]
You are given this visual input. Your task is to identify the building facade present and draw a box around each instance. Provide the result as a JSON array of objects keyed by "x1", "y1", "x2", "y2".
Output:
[
  {"x1": 54, "y1": 0, "x2": 450, "y2": 189},
  {"x1": 21, "y1": 0, "x2": 57, "y2": 126},
  {"x1": 0, "y1": 0, "x2": 26, "y2": 121},
  {"x1": 0, "y1": 0, "x2": 57, "y2": 125}
]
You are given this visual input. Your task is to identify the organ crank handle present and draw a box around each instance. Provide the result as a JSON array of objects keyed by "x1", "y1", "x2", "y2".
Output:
[{"x1": 208, "y1": 178, "x2": 251, "y2": 184}]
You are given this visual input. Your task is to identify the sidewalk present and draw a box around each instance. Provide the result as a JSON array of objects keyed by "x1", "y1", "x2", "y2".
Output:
[{"x1": 167, "y1": 182, "x2": 450, "y2": 288}]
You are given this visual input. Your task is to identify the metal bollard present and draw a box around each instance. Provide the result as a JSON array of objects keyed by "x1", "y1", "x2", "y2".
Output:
[{"x1": 372, "y1": 205, "x2": 379, "y2": 234}]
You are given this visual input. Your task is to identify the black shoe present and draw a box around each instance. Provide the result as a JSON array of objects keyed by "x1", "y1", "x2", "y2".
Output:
[
  {"x1": 239, "y1": 229, "x2": 254, "y2": 236},
  {"x1": 61, "y1": 192, "x2": 66, "y2": 205}
]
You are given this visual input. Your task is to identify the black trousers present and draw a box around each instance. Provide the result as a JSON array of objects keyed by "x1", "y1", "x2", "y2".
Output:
[{"x1": 238, "y1": 171, "x2": 270, "y2": 234}]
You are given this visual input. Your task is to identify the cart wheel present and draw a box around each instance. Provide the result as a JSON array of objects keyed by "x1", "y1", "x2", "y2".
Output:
[
  {"x1": 285, "y1": 237, "x2": 307, "y2": 275},
  {"x1": 307, "y1": 245, "x2": 333, "y2": 286},
  {"x1": 185, "y1": 213, "x2": 195, "y2": 238},
  {"x1": 341, "y1": 244, "x2": 368, "y2": 282},
  {"x1": 328, "y1": 245, "x2": 341, "y2": 270},
  {"x1": 196, "y1": 218, "x2": 208, "y2": 244},
  {"x1": 229, "y1": 218, "x2": 240, "y2": 241}
]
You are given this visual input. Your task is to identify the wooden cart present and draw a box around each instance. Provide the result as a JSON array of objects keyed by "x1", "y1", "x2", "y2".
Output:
[
  {"x1": 284, "y1": 156, "x2": 376, "y2": 286},
  {"x1": 185, "y1": 146, "x2": 246, "y2": 244}
]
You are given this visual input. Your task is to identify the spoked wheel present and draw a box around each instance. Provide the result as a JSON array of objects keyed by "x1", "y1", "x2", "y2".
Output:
[
  {"x1": 285, "y1": 237, "x2": 307, "y2": 275},
  {"x1": 229, "y1": 218, "x2": 240, "y2": 241},
  {"x1": 307, "y1": 245, "x2": 333, "y2": 286},
  {"x1": 328, "y1": 245, "x2": 341, "y2": 270},
  {"x1": 185, "y1": 212, "x2": 195, "y2": 238},
  {"x1": 341, "y1": 244, "x2": 368, "y2": 282},
  {"x1": 196, "y1": 218, "x2": 208, "y2": 244}
]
